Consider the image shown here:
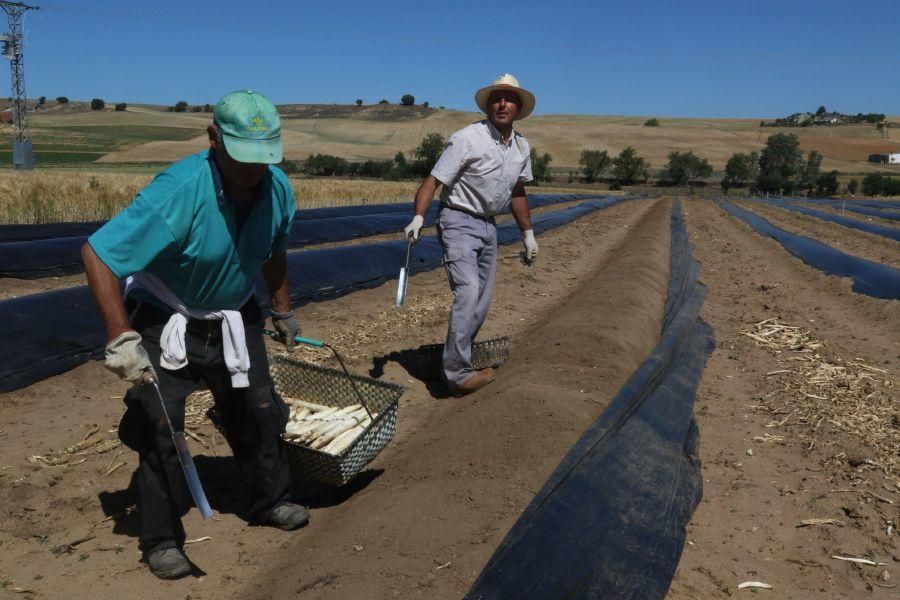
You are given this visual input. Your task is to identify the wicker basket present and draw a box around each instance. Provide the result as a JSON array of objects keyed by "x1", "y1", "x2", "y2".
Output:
[
  {"x1": 270, "y1": 354, "x2": 404, "y2": 486},
  {"x1": 415, "y1": 336, "x2": 510, "y2": 379}
]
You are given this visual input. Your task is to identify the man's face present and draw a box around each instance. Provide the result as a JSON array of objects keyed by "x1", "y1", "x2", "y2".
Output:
[
  {"x1": 207, "y1": 125, "x2": 268, "y2": 190},
  {"x1": 487, "y1": 90, "x2": 520, "y2": 129}
]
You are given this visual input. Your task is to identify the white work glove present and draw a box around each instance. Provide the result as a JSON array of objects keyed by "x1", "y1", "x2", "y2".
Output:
[
  {"x1": 522, "y1": 230, "x2": 539, "y2": 263},
  {"x1": 105, "y1": 331, "x2": 155, "y2": 384},
  {"x1": 404, "y1": 215, "x2": 424, "y2": 242}
]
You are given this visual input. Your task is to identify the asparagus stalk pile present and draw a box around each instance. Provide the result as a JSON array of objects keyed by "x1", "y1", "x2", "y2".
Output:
[{"x1": 282, "y1": 398, "x2": 376, "y2": 455}]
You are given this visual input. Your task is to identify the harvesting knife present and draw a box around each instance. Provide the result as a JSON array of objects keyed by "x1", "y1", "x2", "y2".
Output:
[
  {"x1": 143, "y1": 373, "x2": 214, "y2": 519},
  {"x1": 395, "y1": 235, "x2": 413, "y2": 307}
]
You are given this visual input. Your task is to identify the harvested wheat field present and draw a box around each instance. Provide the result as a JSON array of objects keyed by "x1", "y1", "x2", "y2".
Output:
[
  {"x1": 13, "y1": 105, "x2": 900, "y2": 173},
  {"x1": 0, "y1": 195, "x2": 897, "y2": 599}
]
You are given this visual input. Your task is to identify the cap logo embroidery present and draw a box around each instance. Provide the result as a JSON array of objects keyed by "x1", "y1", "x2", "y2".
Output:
[{"x1": 247, "y1": 115, "x2": 269, "y2": 132}]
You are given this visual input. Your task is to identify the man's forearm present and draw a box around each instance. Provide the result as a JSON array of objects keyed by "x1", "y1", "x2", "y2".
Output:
[
  {"x1": 262, "y1": 251, "x2": 292, "y2": 314},
  {"x1": 413, "y1": 175, "x2": 440, "y2": 216},
  {"x1": 510, "y1": 194, "x2": 533, "y2": 232},
  {"x1": 81, "y1": 242, "x2": 132, "y2": 342}
]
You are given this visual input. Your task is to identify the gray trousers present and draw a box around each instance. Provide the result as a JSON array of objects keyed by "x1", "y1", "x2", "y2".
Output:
[{"x1": 437, "y1": 207, "x2": 497, "y2": 388}]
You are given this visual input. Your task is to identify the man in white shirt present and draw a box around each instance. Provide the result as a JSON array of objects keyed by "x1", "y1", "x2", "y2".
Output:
[{"x1": 405, "y1": 74, "x2": 539, "y2": 395}]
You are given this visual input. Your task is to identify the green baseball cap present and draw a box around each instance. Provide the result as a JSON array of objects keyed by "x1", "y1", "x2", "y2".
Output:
[{"x1": 214, "y1": 90, "x2": 283, "y2": 164}]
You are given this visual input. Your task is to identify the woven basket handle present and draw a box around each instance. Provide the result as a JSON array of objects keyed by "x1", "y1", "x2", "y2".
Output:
[{"x1": 263, "y1": 329, "x2": 375, "y2": 421}]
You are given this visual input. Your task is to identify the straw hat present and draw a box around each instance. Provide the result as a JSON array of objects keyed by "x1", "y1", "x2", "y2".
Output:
[{"x1": 474, "y1": 74, "x2": 535, "y2": 120}]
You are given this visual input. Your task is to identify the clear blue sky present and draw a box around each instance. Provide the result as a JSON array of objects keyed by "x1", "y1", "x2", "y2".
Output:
[{"x1": 17, "y1": 0, "x2": 900, "y2": 118}]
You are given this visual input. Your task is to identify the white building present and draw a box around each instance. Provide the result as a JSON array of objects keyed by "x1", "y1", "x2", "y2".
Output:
[{"x1": 868, "y1": 153, "x2": 900, "y2": 165}]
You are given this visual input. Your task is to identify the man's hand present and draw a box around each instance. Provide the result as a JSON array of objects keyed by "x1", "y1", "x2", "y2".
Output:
[
  {"x1": 523, "y1": 230, "x2": 539, "y2": 263},
  {"x1": 105, "y1": 331, "x2": 155, "y2": 383},
  {"x1": 271, "y1": 310, "x2": 301, "y2": 350},
  {"x1": 404, "y1": 215, "x2": 424, "y2": 242}
]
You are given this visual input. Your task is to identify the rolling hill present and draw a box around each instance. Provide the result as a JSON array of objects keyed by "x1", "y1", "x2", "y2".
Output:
[{"x1": 2, "y1": 102, "x2": 899, "y2": 173}]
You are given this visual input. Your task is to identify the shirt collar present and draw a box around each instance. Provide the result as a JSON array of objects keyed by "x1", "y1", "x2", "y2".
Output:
[
  {"x1": 207, "y1": 149, "x2": 268, "y2": 207},
  {"x1": 484, "y1": 119, "x2": 515, "y2": 147},
  {"x1": 207, "y1": 150, "x2": 227, "y2": 207}
]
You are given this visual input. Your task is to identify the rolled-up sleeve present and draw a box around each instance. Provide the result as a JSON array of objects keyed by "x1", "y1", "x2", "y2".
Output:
[{"x1": 430, "y1": 133, "x2": 470, "y2": 187}]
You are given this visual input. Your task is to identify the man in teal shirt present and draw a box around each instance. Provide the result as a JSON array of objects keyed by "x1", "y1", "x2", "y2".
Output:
[{"x1": 82, "y1": 90, "x2": 307, "y2": 580}]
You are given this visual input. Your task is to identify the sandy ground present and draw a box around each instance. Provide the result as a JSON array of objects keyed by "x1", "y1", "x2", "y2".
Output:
[
  {"x1": 669, "y1": 198, "x2": 899, "y2": 599},
  {"x1": 1, "y1": 195, "x2": 897, "y2": 599}
]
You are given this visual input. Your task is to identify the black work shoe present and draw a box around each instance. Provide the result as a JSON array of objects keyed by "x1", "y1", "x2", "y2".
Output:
[
  {"x1": 267, "y1": 502, "x2": 311, "y2": 531},
  {"x1": 146, "y1": 545, "x2": 191, "y2": 580}
]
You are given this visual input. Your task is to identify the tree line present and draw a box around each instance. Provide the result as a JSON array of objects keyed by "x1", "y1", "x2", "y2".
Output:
[
  {"x1": 281, "y1": 130, "x2": 898, "y2": 197},
  {"x1": 283, "y1": 132, "x2": 555, "y2": 185}
]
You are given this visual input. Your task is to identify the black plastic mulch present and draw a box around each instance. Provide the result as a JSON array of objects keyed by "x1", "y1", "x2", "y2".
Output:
[{"x1": 466, "y1": 197, "x2": 714, "y2": 599}]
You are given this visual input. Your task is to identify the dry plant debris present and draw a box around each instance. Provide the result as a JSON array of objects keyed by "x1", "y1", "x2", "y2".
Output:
[
  {"x1": 185, "y1": 389, "x2": 215, "y2": 431},
  {"x1": 737, "y1": 581, "x2": 773, "y2": 590},
  {"x1": 797, "y1": 518, "x2": 845, "y2": 527},
  {"x1": 269, "y1": 294, "x2": 452, "y2": 365},
  {"x1": 28, "y1": 425, "x2": 120, "y2": 467},
  {"x1": 740, "y1": 318, "x2": 897, "y2": 481}
]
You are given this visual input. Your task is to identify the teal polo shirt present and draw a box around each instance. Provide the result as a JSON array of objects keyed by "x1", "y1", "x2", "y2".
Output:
[{"x1": 88, "y1": 150, "x2": 295, "y2": 310}]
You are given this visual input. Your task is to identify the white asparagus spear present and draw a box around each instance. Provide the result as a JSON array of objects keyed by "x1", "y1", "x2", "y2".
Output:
[
  {"x1": 290, "y1": 407, "x2": 311, "y2": 422},
  {"x1": 290, "y1": 414, "x2": 338, "y2": 437},
  {"x1": 322, "y1": 425, "x2": 366, "y2": 455},
  {"x1": 285, "y1": 421, "x2": 308, "y2": 436},
  {"x1": 295, "y1": 418, "x2": 336, "y2": 440},
  {"x1": 301, "y1": 415, "x2": 358, "y2": 441},
  {"x1": 283, "y1": 398, "x2": 332, "y2": 412},
  {"x1": 326, "y1": 404, "x2": 363, "y2": 419},
  {"x1": 310, "y1": 416, "x2": 366, "y2": 449},
  {"x1": 294, "y1": 405, "x2": 356, "y2": 425},
  {"x1": 310, "y1": 414, "x2": 374, "y2": 449}
]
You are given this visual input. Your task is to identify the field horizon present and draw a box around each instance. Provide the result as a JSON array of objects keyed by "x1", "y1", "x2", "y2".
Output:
[{"x1": 1, "y1": 100, "x2": 898, "y2": 175}]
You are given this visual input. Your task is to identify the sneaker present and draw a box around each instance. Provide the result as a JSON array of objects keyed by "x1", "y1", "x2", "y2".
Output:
[
  {"x1": 146, "y1": 544, "x2": 191, "y2": 580},
  {"x1": 453, "y1": 368, "x2": 497, "y2": 396},
  {"x1": 267, "y1": 502, "x2": 310, "y2": 531}
]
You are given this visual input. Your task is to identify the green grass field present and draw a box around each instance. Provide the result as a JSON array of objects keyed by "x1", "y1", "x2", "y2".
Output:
[
  {"x1": 0, "y1": 120, "x2": 202, "y2": 166},
  {"x1": 0, "y1": 151, "x2": 103, "y2": 164}
]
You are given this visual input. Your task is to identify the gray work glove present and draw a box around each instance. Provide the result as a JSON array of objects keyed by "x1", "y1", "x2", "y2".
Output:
[
  {"x1": 105, "y1": 331, "x2": 155, "y2": 384},
  {"x1": 522, "y1": 229, "x2": 539, "y2": 264},
  {"x1": 404, "y1": 215, "x2": 424, "y2": 242},
  {"x1": 271, "y1": 310, "x2": 301, "y2": 350}
]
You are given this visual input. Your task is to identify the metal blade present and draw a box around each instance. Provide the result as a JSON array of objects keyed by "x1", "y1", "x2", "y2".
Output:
[
  {"x1": 395, "y1": 267, "x2": 408, "y2": 306},
  {"x1": 395, "y1": 238, "x2": 413, "y2": 307},
  {"x1": 150, "y1": 380, "x2": 214, "y2": 519}
]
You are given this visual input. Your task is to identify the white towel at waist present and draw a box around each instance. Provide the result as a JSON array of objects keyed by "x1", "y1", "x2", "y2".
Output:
[{"x1": 125, "y1": 272, "x2": 254, "y2": 388}]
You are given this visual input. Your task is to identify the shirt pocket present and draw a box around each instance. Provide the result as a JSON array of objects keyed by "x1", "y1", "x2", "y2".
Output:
[{"x1": 468, "y1": 152, "x2": 502, "y2": 177}]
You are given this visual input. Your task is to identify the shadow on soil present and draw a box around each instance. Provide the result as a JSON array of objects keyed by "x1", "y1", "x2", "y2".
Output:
[
  {"x1": 369, "y1": 345, "x2": 454, "y2": 399},
  {"x1": 97, "y1": 459, "x2": 383, "y2": 542}
]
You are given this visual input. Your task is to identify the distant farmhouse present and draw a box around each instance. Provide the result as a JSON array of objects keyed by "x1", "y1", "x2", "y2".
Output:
[
  {"x1": 868, "y1": 152, "x2": 900, "y2": 165},
  {"x1": 764, "y1": 108, "x2": 886, "y2": 128}
]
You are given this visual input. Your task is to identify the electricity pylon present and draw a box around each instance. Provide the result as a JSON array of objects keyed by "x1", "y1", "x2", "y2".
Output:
[{"x1": 1, "y1": 1, "x2": 39, "y2": 169}]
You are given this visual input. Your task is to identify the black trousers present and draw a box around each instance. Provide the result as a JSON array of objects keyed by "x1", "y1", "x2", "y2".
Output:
[{"x1": 120, "y1": 298, "x2": 291, "y2": 551}]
